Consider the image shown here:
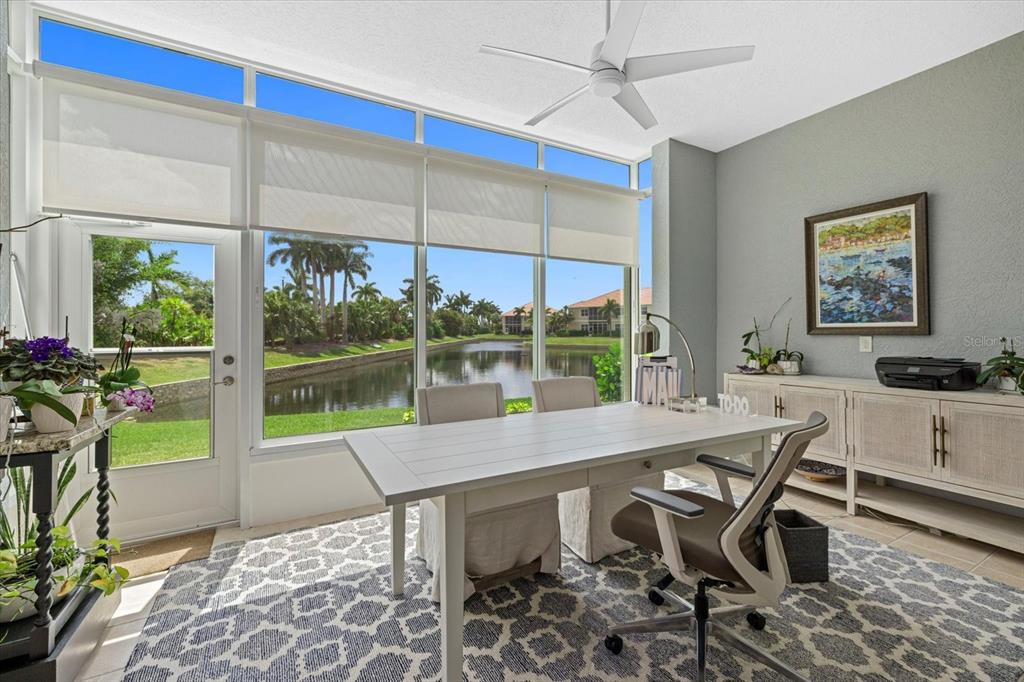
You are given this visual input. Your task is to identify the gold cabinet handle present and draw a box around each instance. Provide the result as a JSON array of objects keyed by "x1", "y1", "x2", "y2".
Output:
[{"x1": 931, "y1": 414, "x2": 939, "y2": 467}]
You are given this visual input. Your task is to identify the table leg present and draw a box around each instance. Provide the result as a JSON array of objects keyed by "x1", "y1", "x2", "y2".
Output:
[
  {"x1": 30, "y1": 456, "x2": 58, "y2": 658},
  {"x1": 752, "y1": 436, "x2": 772, "y2": 479},
  {"x1": 96, "y1": 432, "x2": 111, "y2": 563},
  {"x1": 390, "y1": 502, "x2": 406, "y2": 597},
  {"x1": 437, "y1": 492, "x2": 465, "y2": 682}
]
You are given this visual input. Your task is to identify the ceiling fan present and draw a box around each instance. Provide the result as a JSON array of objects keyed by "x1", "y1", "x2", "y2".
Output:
[{"x1": 480, "y1": 0, "x2": 755, "y2": 130}]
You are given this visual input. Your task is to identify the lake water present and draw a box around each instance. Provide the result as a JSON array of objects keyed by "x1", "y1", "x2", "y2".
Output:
[{"x1": 263, "y1": 340, "x2": 606, "y2": 416}]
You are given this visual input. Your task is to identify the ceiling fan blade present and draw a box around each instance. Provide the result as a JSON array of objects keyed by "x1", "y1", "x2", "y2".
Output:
[
  {"x1": 598, "y1": 0, "x2": 647, "y2": 69},
  {"x1": 625, "y1": 45, "x2": 755, "y2": 82},
  {"x1": 479, "y1": 45, "x2": 592, "y2": 75},
  {"x1": 613, "y1": 83, "x2": 657, "y2": 129},
  {"x1": 525, "y1": 84, "x2": 590, "y2": 126}
]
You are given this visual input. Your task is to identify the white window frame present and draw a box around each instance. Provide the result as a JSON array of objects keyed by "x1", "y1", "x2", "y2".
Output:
[{"x1": 24, "y1": 6, "x2": 648, "y2": 458}]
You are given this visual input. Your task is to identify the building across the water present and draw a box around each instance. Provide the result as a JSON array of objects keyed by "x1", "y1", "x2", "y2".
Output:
[{"x1": 500, "y1": 288, "x2": 652, "y2": 335}]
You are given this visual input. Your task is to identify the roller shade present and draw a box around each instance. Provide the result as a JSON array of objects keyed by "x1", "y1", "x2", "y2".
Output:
[
  {"x1": 427, "y1": 159, "x2": 544, "y2": 256},
  {"x1": 42, "y1": 79, "x2": 246, "y2": 227},
  {"x1": 251, "y1": 121, "x2": 422, "y2": 244},
  {"x1": 547, "y1": 182, "x2": 638, "y2": 265}
]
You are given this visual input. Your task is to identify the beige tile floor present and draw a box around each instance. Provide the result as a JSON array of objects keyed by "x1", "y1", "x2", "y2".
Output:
[{"x1": 77, "y1": 467, "x2": 1024, "y2": 680}]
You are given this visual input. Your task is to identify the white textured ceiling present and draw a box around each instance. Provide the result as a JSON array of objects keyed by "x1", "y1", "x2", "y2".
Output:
[{"x1": 33, "y1": 0, "x2": 1024, "y2": 159}]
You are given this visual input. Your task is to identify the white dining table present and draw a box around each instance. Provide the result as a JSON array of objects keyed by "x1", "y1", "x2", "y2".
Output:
[{"x1": 346, "y1": 402, "x2": 800, "y2": 681}]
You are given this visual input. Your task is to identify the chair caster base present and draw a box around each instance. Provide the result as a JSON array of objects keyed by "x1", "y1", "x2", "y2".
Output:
[
  {"x1": 746, "y1": 611, "x2": 766, "y2": 631},
  {"x1": 648, "y1": 589, "x2": 665, "y2": 606},
  {"x1": 604, "y1": 634, "x2": 623, "y2": 655}
]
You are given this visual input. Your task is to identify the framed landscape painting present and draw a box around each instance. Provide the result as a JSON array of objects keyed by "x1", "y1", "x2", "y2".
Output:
[{"x1": 805, "y1": 193, "x2": 929, "y2": 335}]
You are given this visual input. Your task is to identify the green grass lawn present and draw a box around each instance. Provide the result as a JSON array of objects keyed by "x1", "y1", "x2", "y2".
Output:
[
  {"x1": 263, "y1": 335, "x2": 476, "y2": 370},
  {"x1": 109, "y1": 398, "x2": 533, "y2": 468}
]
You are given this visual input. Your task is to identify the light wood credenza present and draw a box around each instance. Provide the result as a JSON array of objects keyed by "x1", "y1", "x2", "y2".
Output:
[{"x1": 723, "y1": 373, "x2": 1024, "y2": 553}]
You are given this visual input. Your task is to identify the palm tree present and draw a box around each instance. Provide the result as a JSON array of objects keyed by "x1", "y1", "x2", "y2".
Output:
[
  {"x1": 353, "y1": 281, "x2": 381, "y2": 301},
  {"x1": 267, "y1": 235, "x2": 313, "y2": 300},
  {"x1": 400, "y1": 274, "x2": 443, "y2": 310},
  {"x1": 512, "y1": 305, "x2": 527, "y2": 335},
  {"x1": 599, "y1": 298, "x2": 621, "y2": 334},
  {"x1": 471, "y1": 299, "x2": 501, "y2": 327},
  {"x1": 139, "y1": 245, "x2": 188, "y2": 304},
  {"x1": 327, "y1": 241, "x2": 371, "y2": 341}
]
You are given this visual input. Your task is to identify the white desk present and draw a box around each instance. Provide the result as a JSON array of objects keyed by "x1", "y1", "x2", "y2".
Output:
[{"x1": 347, "y1": 403, "x2": 799, "y2": 681}]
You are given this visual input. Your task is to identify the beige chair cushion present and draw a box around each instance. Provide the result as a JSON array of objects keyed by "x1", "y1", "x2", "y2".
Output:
[
  {"x1": 415, "y1": 382, "x2": 560, "y2": 601},
  {"x1": 611, "y1": 489, "x2": 765, "y2": 583},
  {"x1": 416, "y1": 383, "x2": 506, "y2": 425},
  {"x1": 532, "y1": 376, "x2": 600, "y2": 412}
]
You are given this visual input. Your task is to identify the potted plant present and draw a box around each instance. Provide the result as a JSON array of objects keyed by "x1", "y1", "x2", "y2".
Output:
[
  {"x1": 738, "y1": 298, "x2": 792, "y2": 374},
  {"x1": 0, "y1": 337, "x2": 101, "y2": 433},
  {"x1": 0, "y1": 458, "x2": 128, "y2": 623},
  {"x1": 977, "y1": 338, "x2": 1024, "y2": 394},
  {"x1": 97, "y1": 321, "x2": 150, "y2": 410},
  {"x1": 0, "y1": 380, "x2": 80, "y2": 440},
  {"x1": 740, "y1": 321, "x2": 777, "y2": 374},
  {"x1": 774, "y1": 321, "x2": 805, "y2": 375}
]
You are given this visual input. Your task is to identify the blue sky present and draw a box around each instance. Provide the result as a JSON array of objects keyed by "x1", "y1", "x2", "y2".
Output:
[{"x1": 45, "y1": 19, "x2": 652, "y2": 313}]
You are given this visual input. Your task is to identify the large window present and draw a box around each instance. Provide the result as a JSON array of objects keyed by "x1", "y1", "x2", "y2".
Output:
[
  {"x1": 256, "y1": 74, "x2": 415, "y2": 140},
  {"x1": 545, "y1": 146, "x2": 630, "y2": 187},
  {"x1": 424, "y1": 116, "x2": 537, "y2": 167},
  {"x1": 426, "y1": 247, "x2": 534, "y2": 407},
  {"x1": 545, "y1": 259, "x2": 629, "y2": 402},
  {"x1": 639, "y1": 158, "x2": 652, "y2": 291},
  {"x1": 262, "y1": 232, "x2": 415, "y2": 439},
  {"x1": 39, "y1": 19, "x2": 244, "y2": 102},
  {"x1": 91, "y1": 236, "x2": 215, "y2": 467}
]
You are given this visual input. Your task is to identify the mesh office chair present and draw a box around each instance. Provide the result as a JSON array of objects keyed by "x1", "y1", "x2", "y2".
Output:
[{"x1": 604, "y1": 411, "x2": 829, "y2": 681}]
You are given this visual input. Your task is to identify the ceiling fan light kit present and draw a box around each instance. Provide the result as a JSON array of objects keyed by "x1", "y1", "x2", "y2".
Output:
[{"x1": 480, "y1": 0, "x2": 755, "y2": 129}]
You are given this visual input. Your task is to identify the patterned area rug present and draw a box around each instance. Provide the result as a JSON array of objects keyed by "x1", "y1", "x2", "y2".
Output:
[{"x1": 122, "y1": 476, "x2": 1024, "y2": 681}]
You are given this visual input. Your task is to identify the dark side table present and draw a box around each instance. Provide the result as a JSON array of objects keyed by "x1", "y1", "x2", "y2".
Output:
[{"x1": 0, "y1": 408, "x2": 133, "y2": 682}]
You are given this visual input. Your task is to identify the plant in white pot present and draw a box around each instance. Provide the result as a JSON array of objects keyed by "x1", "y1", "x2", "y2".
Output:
[
  {"x1": 773, "y1": 321, "x2": 805, "y2": 375},
  {"x1": 0, "y1": 337, "x2": 101, "y2": 433},
  {"x1": 0, "y1": 458, "x2": 128, "y2": 622},
  {"x1": 977, "y1": 337, "x2": 1024, "y2": 394}
]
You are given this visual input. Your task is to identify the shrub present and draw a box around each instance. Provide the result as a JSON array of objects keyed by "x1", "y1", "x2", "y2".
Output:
[{"x1": 593, "y1": 342, "x2": 622, "y2": 403}]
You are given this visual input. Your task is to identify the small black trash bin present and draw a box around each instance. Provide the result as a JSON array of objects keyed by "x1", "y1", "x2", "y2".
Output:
[{"x1": 774, "y1": 509, "x2": 829, "y2": 583}]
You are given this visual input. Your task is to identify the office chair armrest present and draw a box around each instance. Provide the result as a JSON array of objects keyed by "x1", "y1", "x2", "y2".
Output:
[
  {"x1": 696, "y1": 453, "x2": 755, "y2": 479},
  {"x1": 630, "y1": 487, "x2": 705, "y2": 519}
]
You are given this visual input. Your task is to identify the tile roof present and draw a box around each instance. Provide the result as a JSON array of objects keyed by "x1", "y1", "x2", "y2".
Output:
[{"x1": 566, "y1": 287, "x2": 652, "y2": 309}]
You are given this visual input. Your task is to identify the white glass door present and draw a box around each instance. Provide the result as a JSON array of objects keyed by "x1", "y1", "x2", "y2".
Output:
[{"x1": 59, "y1": 220, "x2": 240, "y2": 540}]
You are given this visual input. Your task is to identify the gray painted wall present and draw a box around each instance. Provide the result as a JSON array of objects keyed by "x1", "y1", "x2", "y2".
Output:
[
  {"x1": 652, "y1": 138, "x2": 718, "y2": 401},
  {"x1": 714, "y1": 33, "x2": 1024, "y2": 387}
]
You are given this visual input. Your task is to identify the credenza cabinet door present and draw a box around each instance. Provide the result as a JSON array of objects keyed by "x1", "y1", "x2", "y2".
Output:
[
  {"x1": 779, "y1": 385, "x2": 846, "y2": 464},
  {"x1": 940, "y1": 401, "x2": 1024, "y2": 499},
  {"x1": 852, "y1": 392, "x2": 939, "y2": 478},
  {"x1": 724, "y1": 378, "x2": 778, "y2": 418}
]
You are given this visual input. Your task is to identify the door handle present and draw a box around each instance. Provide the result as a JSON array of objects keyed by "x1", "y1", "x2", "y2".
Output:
[
  {"x1": 214, "y1": 376, "x2": 235, "y2": 387},
  {"x1": 931, "y1": 414, "x2": 939, "y2": 467},
  {"x1": 777, "y1": 397, "x2": 784, "y2": 416},
  {"x1": 940, "y1": 416, "x2": 948, "y2": 468}
]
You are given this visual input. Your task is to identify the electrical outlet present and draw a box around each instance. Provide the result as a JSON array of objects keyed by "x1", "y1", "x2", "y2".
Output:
[{"x1": 859, "y1": 336, "x2": 873, "y2": 353}]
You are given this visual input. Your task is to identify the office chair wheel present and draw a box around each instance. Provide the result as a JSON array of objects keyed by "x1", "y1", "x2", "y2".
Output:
[
  {"x1": 648, "y1": 589, "x2": 665, "y2": 606},
  {"x1": 604, "y1": 634, "x2": 623, "y2": 655},
  {"x1": 746, "y1": 611, "x2": 766, "y2": 631}
]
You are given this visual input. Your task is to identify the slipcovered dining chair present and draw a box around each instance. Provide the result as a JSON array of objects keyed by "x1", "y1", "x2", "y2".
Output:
[
  {"x1": 532, "y1": 376, "x2": 664, "y2": 563},
  {"x1": 603, "y1": 411, "x2": 829, "y2": 681},
  {"x1": 415, "y1": 382, "x2": 561, "y2": 602}
]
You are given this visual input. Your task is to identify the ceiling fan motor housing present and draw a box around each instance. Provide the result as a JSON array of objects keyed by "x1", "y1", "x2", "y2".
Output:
[{"x1": 590, "y1": 67, "x2": 624, "y2": 97}]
